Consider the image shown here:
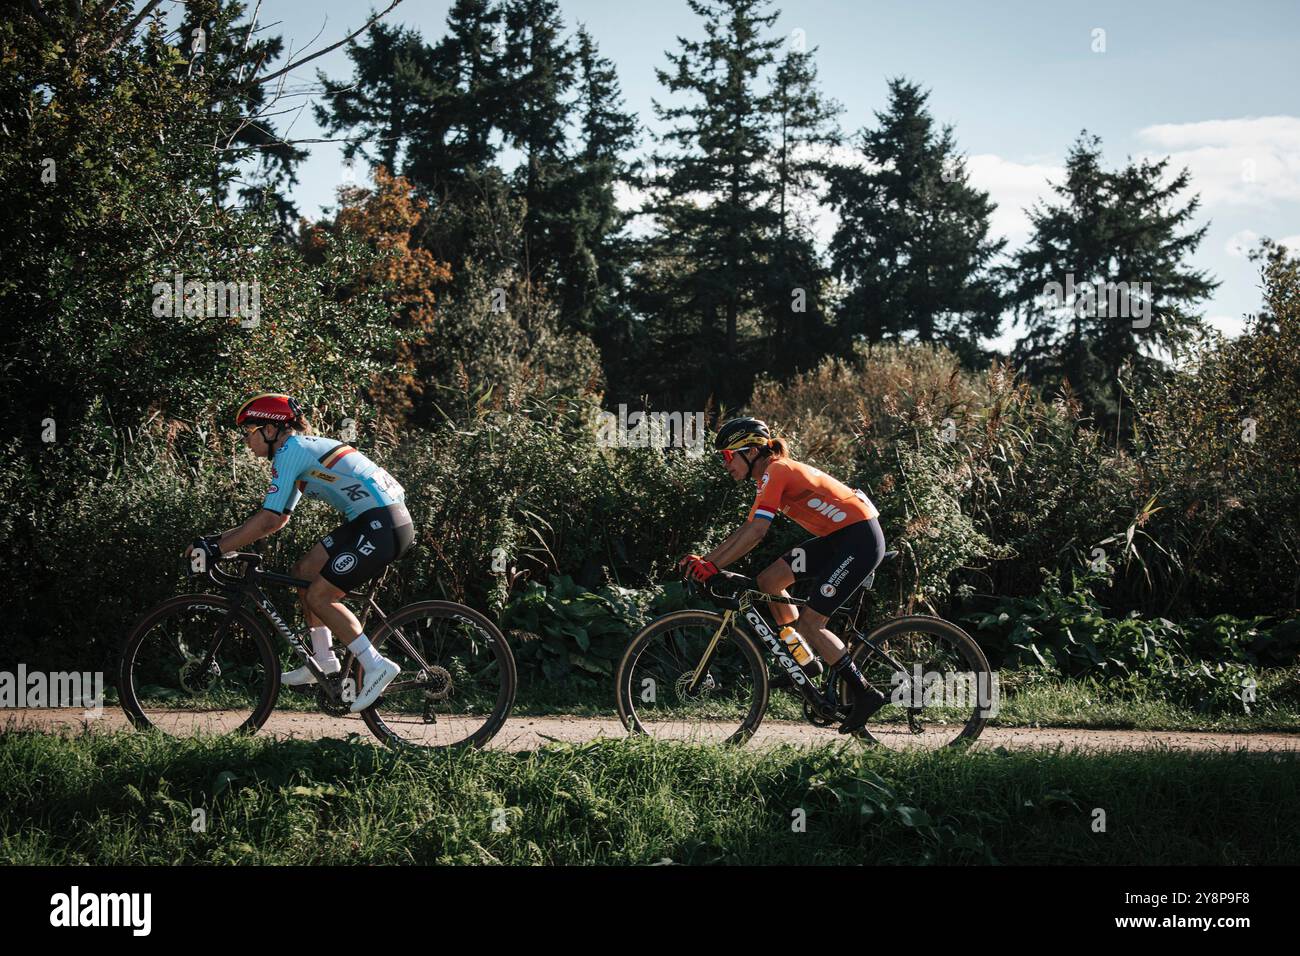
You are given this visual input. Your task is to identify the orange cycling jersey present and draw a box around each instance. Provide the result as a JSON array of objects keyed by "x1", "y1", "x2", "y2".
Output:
[{"x1": 746, "y1": 458, "x2": 879, "y2": 537}]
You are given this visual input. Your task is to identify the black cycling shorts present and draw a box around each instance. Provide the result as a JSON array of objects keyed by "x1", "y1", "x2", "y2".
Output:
[
  {"x1": 781, "y1": 516, "x2": 885, "y2": 616},
  {"x1": 319, "y1": 503, "x2": 414, "y2": 591}
]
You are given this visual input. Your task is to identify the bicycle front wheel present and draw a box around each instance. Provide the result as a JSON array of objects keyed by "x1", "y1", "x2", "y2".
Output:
[
  {"x1": 355, "y1": 601, "x2": 517, "y2": 750},
  {"x1": 615, "y1": 611, "x2": 769, "y2": 745},
  {"x1": 118, "y1": 594, "x2": 279, "y2": 737}
]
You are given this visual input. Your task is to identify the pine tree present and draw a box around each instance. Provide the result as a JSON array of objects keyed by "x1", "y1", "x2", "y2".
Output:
[
  {"x1": 313, "y1": 22, "x2": 438, "y2": 177},
  {"x1": 498, "y1": 0, "x2": 579, "y2": 309},
  {"x1": 420, "y1": 0, "x2": 507, "y2": 184},
  {"x1": 638, "y1": 0, "x2": 784, "y2": 405},
  {"x1": 560, "y1": 26, "x2": 639, "y2": 351},
  {"x1": 825, "y1": 78, "x2": 1004, "y2": 364},
  {"x1": 1006, "y1": 132, "x2": 1218, "y2": 428},
  {"x1": 764, "y1": 41, "x2": 841, "y2": 368}
]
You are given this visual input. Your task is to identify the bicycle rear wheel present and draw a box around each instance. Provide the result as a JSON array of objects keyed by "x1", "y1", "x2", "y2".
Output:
[
  {"x1": 615, "y1": 611, "x2": 768, "y2": 745},
  {"x1": 355, "y1": 601, "x2": 517, "y2": 750},
  {"x1": 847, "y1": 615, "x2": 992, "y2": 749},
  {"x1": 118, "y1": 594, "x2": 279, "y2": 737}
]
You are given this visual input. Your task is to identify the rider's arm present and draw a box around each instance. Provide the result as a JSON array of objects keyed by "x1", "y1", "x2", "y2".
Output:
[
  {"x1": 703, "y1": 458, "x2": 785, "y2": 568},
  {"x1": 703, "y1": 518, "x2": 770, "y2": 569},
  {"x1": 217, "y1": 509, "x2": 290, "y2": 553}
]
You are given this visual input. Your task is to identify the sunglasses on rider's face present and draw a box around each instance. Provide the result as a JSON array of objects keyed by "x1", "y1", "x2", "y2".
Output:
[{"x1": 719, "y1": 448, "x2": 742, "y2": 464}]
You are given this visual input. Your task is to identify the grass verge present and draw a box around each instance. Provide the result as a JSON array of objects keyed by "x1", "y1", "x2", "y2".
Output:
[{"x1": 1, "y1": 729, "x2": 1297, "y2": 865}]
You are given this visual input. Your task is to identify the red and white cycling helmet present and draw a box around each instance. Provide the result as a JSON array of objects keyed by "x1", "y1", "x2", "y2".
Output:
[{"x1": 235, "y1": 392, "x2": 302, "y2": 428}]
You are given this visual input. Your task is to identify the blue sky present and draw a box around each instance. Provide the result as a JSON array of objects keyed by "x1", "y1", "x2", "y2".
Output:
[{"x1": 249, "y1": 0, "x2": 1300, "y2": 346}]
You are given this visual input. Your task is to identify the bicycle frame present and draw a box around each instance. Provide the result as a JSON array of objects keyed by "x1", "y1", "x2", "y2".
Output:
[
  {"x1": 689, "y1": 569, "x2": 916, "y2": 720},
  {"x1": 197, "y1": 553, "x2": 418, "y2": 704}
]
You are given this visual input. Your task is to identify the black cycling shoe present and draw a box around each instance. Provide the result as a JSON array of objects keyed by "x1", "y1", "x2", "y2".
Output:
[{"x1": 838, "y1": 684, "x2": 888, "y2": 734}]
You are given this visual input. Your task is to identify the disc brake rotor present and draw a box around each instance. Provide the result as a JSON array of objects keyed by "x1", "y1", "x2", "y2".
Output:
[
  {"x1": 179, "y1": 658, "x2": 220, "y2": 694},
  {"x1": 674, "y1": 670, "x2": 717, "y2": 702}
]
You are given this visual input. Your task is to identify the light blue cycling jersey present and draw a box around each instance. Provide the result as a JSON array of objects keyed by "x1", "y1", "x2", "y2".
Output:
[{"x1": 261, "y1": 434, "x2": 406, "y2": 521}]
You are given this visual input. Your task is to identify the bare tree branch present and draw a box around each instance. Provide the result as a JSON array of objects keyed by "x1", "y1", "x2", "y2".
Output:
[
  {"x1": 252, "y1": 0, "x2": 403, "y2": 86},
  {"x1": 104, "y1": 0, "x2": 165, "y2": 55},
  {"x1": 235, "y1": 0, "x2": 263, "y2": 84}
]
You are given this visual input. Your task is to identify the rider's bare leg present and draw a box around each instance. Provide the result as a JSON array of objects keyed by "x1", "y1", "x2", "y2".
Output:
[{"x1": 758, "y1": 559, "x2": 851, "y2": 663}]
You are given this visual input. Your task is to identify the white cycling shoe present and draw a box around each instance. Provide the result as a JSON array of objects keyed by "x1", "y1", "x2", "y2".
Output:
[
  {"x1": 350, "y1": 657, "x2": 400, "y2": 712},
  {"x1": 282, "y1": 658, "x2": 341, "y2": 687}
]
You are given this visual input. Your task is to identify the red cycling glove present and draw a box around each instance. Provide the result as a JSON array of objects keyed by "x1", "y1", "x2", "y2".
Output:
[{"x1": 677, "y1": 554, "x2": 720, "y2": 583}]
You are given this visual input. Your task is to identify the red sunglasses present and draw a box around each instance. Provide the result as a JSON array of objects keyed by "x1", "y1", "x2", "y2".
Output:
[{"x1": 719, "y1": 448, "x2": 746, "y2": 464}]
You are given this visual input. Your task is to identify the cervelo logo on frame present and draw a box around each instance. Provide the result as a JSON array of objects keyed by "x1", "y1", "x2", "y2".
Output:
[
  {"x1": 49, "y1": 886, "x2": 151, "y2": 936},
  {"x1": 743, "y1": 610, "x2": 806, "y2": 685},
  {"x1": 0, "y1": 664, "x2": 103, "y2": 717}
]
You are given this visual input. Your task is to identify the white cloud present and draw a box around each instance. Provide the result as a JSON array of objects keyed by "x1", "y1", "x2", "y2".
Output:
[
  {"x1": 1136, "y1": 116, "x2": 1300, "y2": 207},
  {"x1": 965, "y1": 154, "x2": 1063, "y2": 248},
  {"x1": 1225, "y1": 229, "x2": 1260, "y2": 258},
  {"x1": 1281, "y1": 235, "x2": 1300, "y2": 254},
  {"x1": 1206, "y1": 314, "x2": 1247, "y2": 337}
]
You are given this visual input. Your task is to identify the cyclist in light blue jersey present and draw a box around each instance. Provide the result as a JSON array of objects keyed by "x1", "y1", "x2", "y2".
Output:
[{"x1": 185, "y1": 393, "x2": 413, "y2": 712}]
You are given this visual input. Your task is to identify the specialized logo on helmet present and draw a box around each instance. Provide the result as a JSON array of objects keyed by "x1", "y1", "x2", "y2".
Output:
[
  {"x1": 331, "y1": 553, "x2": 358, "y2": 575},
  {"x1": 806, "y1": 497, "x2": 849, "y2": 523}
]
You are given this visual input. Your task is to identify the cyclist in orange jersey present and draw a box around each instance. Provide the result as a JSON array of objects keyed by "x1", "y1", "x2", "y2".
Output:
[{"x1": 678, "y1": 417, "x2": 889, "y2": 733}]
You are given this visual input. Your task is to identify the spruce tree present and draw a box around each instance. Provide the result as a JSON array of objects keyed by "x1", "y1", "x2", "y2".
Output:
[
  {"x1": 561, "y1": 26, "x2": 639, "y2": 354},
  {"x1": 1006, "y1": 132, "x2": 1218, "y2": 428},
  {"x1": 499, "y1": 0, "x2": 577, "y2": 296},
  {"x1": 639, "y1": 0, "x2": 784, "y2": 405},
  {"x1": 764, "y1": 41, "x2": 841, "y2": 368},
  {"x1": 313, "y1": 22, "x2": 438, "y2": 177},
  {"x1": 825, "y1": 78, "x2": 1004, "y2": 364}
]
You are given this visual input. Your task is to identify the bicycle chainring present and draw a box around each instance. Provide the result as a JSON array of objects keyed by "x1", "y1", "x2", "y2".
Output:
[
  {"x1": 802, "y1": 697, "x2": 840, "y2": 727},
  {"x1": 316, "y1": 674, "x2": 350, "y2": 717}
]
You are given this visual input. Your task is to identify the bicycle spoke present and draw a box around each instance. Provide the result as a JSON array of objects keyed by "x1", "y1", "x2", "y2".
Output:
[
  {"x1": 619, "y1": 614, "x2": 764, "y2": 744},
  {"x1": 123, "y1": 599, "x2": 274, "y2": 736},
  {"x1": 363, "y1": 604, "x2": 514, "y2": 748}
]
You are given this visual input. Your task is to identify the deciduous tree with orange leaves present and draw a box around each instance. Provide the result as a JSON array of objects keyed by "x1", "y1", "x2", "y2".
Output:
[{"x1": 304, "y1": 167, "x2": 453, "y2": 431}]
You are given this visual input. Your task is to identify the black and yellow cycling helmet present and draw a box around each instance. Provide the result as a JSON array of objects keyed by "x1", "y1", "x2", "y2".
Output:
[{"x1": 714, "y1": 416, "x2": 771, "y2": 452}]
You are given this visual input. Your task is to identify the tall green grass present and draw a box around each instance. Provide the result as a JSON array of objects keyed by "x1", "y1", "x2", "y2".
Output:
[{"x1": 2, "y1": 730, "x2": 1296, "y2": 865}]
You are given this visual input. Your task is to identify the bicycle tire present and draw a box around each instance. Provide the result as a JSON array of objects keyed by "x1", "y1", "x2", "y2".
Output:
[
  {"x1": 355, "y1": 600, "x2": 518, "y2": 750},
  {"x1": 615, "y1": 610, "x2": 770, "y2": 746},
  {"x1": 118, "y1": 593, "x2": 280, "y2": 737},
  {"x1": 849, "y1": 614, "x2": 992, "y2": 748}
]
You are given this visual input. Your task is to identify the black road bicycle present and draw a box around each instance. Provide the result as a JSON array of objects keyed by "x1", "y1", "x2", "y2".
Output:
[
  {"x1": 615, "y1": 551, "x2": 993, "y2": 748},
  {"x1": 119, "y1": 551, "x2": 516, "y2": 749}
]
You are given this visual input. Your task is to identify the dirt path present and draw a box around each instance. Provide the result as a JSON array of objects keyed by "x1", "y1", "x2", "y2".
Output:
[{"x1": 4, "y1": 708, "x2": 1299, "y2": 753}]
